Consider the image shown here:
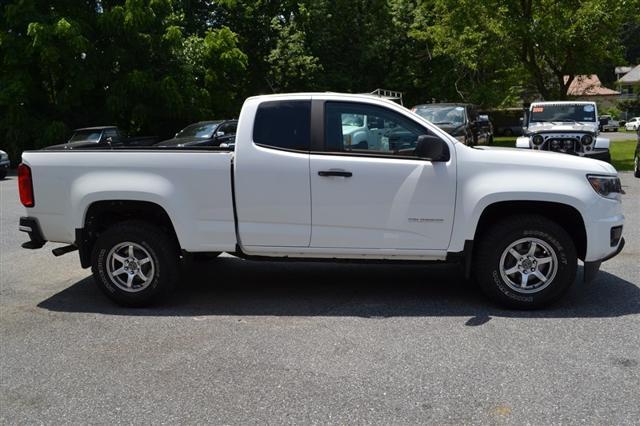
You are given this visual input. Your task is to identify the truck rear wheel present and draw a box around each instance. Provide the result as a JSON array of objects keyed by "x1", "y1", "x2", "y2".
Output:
[
  {"x1": 91, "y1": 221, "x2": 179, "y2": 307},
  {"x1": 474, "y1": 215, "x2": 577, "y2": 309}
]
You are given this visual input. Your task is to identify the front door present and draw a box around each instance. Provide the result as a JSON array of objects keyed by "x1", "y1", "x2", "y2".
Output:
[{"x1": 309, "y1": 101, "x2": 456, "y2": 251}]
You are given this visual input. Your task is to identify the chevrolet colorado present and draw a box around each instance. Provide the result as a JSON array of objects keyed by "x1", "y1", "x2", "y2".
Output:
[{"x1": 18, "y1": 93, "x2": 625, "y2": 308}]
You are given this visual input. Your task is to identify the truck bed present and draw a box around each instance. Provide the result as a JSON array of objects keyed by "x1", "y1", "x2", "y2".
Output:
[{"x1": 21, "y1": 149, "x2": 237, "y2": 252}]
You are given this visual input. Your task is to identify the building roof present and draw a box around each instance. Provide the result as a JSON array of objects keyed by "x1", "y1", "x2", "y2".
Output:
[
  {"x1": 618, "y1": 64, "x2": 640, "y2": 84},
  {"x1": 564, "y1": 75, "x2": 620, "y2": 96},
  {"x1": 615, "y1": 66, "x2": 633, "y2": 75}
]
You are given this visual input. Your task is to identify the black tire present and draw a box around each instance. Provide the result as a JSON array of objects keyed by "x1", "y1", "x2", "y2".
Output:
[
  {"x1": 503, "y1": 128, "x2": 513, "y2": 137},
  {"x1": 474, "y1": 215, "x2": 577, "y2": 309},
  {"x1": 0, "y1": 169, "x2": 6, "y2": 179},
  {"x1": 634, "y1": 154, "x2": 640, "y2": 178},
  {"x1": 91, "y1": 221, "x2": 179, "y2": 307}
]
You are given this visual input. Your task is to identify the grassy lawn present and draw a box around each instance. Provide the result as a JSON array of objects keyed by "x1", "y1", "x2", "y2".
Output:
[{"x1": 489, "y1": 137, "x2": 637, "y2": 171}]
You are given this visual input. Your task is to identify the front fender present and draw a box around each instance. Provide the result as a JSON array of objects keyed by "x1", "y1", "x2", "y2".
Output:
[
  {"x1": 594, "y1": 136, "x2": 610, "y2": 150},
  {"x1": 515, "y1": 136, "x2": 530, "y2": 148},
  {"x1": 448, "y1": 146, "x2": 598, "y2": 252}
]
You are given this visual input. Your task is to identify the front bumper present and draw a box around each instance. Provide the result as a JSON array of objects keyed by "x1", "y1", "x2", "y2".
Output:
[{"x1": 583, "y1": 237, "x2": 625, "y2": 283}]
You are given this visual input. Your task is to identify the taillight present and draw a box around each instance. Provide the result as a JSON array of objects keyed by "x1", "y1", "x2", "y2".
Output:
[{"x1": 18, "y1": 164, "x2": 34, "y2": 207}]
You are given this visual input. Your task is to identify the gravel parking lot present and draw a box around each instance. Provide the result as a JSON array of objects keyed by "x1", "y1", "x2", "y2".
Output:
[{"x1": 1, "y1": 172, "x2": 638, "y2": 424}]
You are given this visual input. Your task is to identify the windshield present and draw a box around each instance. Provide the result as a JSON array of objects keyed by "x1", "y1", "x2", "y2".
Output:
[
  {"x1": 530, "y1": 104, "x2": 596, "y2": 123},
  {"x1": 69, "y1": 130, "x2": 102, "y2": 142},
  {"x1": 341, "y1": 114, "x2": 364, "y2": 127},
  {"x1": 176, "y1": 122, "x2": 220, "y2": 139},
  {"x1": 413, "y1": 106, "x2": 466, "y2": 125}
]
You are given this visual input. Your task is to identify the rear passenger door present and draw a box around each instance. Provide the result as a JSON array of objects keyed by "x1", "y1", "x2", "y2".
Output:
[{"x1": 234, "y1": 100, "x2": 312, "y2": 247}]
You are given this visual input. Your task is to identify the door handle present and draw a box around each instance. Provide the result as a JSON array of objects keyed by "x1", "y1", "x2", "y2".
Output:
[{"x1": 318, "y1": 170, "x2": 352, "y2": 177}]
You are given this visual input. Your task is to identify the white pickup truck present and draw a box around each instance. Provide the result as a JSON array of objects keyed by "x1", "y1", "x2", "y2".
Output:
[{"x1": 18, "y1": 93, "x2": 625, "y2": 308}]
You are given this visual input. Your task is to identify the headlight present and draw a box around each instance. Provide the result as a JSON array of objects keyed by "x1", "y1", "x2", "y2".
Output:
[
  {"x1": 587, "y1": 175, "x2": 623, "y2": 199},
  {"x1": 550, "y1": 139, "x2": 561, "y2": 149},
  {"x1": 532, "y1": 135, "x2": 544, "y2": 145},
  {"x1": 581, "y1": 134, "x2": 593, "y2": 145},
  {"x1": 563, "y1": 139, "x2": 573, "y2": 149}
]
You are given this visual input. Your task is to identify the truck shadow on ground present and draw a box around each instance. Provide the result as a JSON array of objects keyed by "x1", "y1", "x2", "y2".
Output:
[{"x1": 38, "y1": 256, "x2": 640, "y2": 323}]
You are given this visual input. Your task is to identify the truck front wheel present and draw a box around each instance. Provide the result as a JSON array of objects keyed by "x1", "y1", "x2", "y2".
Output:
[
  {"x1": 91, "y1": 221, "x2": 179, "y2": 307},
  {"x1": 474, "y1": 215, "x2": 577, "y2": 309}
]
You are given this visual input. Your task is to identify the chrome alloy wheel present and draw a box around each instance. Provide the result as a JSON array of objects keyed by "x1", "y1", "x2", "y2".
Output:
[
  {"x1": 499, "y1": 237, "x2": 558, "y2": 294},
  {"x1": 106, "y1": 242, "x2": 155, "y2": 292}
]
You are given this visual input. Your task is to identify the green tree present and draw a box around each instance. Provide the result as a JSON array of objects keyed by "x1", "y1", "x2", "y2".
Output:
[
  {"x1": 414, "y1": 0, "x2": 635, "y2": 101},
  {"x1": 0, "y1": 0, "x2": 247, "y2": 160},
  {"x1": 266, "y1": 5, "x2": 322, "y2": 92}
]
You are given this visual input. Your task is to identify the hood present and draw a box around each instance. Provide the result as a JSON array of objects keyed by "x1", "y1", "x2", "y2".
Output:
[
  {"x1": 528, "y1": 121, "x2": 597, "y2": 133},
  {"x1": 470, "y1": 145, "x2": 616, "y2": 174},
  {"x1": 155, "y1": 137, "x2": 212, "y2": 147}
]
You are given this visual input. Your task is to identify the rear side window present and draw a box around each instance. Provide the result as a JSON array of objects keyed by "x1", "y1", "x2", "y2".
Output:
[{"x1": 253, "y1": 101, "x2": 311, "y2": 151}]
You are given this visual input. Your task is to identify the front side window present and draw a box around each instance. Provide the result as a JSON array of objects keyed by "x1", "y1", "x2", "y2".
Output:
[
  {"x1": 325, "y1": 102, "x2": 428, "y2": 156},
  {"x1": 224, "y1": 122, "x2": 238, "y2": 134},
  {"x1": 69, "y1": 130, "x2": 102, "y2": 142},
  {"x1": 253, "y1": 101, "x2": 311, "y2": 151}
]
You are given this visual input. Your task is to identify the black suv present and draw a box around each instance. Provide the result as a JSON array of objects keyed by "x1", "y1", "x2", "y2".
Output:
[{"x1": 412, "y1": 103, "x2": 490, "y2": 146}]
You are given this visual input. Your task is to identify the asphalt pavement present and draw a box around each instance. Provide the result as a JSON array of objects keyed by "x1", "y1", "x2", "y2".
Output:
[
  {"x1": 604, "y1": 131, "x2": 638, "y2": 141},
  {"x1": 1, "y1": 172, "x2": 638, "y2": 424}
]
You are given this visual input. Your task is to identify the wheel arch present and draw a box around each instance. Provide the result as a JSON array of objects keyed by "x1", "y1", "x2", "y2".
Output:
[
  {"x1": 472, "y1": 200, "x2": 587, "y2": 261},
  {"x1": 77, "y1": 200, "x2": 181, "y2": 268}
]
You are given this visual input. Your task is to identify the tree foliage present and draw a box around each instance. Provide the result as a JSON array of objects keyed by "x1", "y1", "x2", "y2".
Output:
[{"x1": 1, "y1": 0, "x2": 637, "y2": 160}]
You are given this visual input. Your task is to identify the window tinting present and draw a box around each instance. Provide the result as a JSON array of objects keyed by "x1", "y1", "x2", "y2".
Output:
[
  {"x1": 325, "y1": 102, "x2": 429, "y2": 156},
  {"x1": 226, "y1": 122, "x2": 238, "y2": 134},
  {"x1": 69, "y1": 130, "x2": 102, "y2": 142},
  {"x1": 177, "y1": 122, "x2": 220, "y2": 139},
  {"x1": 253, "y1": 101, "x2": 311, "y2": 151}
]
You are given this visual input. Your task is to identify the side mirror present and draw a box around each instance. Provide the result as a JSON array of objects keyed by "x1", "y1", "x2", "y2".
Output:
[
  {"x1": 105, "y1": 137, "x2": 113, "y2": 145},
  {"x1": 215, "y1": 131, "x2": 225, "y2": 137},
  {"x1": 415, "y1": 135, "x2": 449, "y2": 161}
]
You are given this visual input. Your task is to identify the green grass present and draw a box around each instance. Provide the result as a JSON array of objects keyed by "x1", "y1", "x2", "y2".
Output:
[
  {"x1": 488, "y1": 137, "x2": 637, "y2": 171},
  {"x1": 610, "y1": 140, "x2": 637, "y2": 171}
]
